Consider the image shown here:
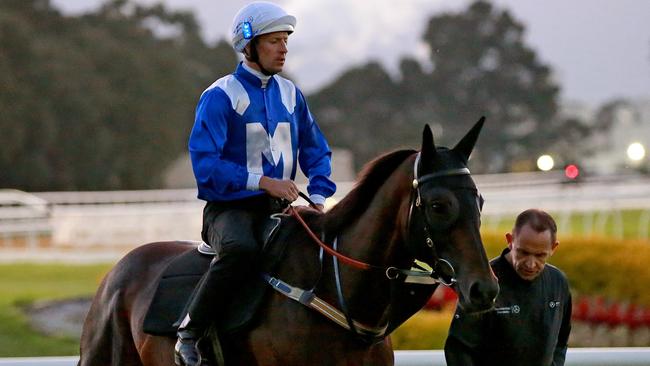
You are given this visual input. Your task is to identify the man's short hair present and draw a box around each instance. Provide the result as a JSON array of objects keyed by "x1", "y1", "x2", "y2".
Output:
[{"x1": 513, "y1": 209, "x2": 557, "y2": 244}]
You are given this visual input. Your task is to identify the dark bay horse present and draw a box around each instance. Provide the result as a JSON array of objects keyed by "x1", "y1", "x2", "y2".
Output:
[{"x1": 79, "y1": 119, "x2": 499, "y2": 366}]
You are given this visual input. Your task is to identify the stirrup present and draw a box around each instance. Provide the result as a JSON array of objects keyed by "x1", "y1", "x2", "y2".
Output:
[{"x1": 174, "y1": 337, "x2": 202, "y2": 366}]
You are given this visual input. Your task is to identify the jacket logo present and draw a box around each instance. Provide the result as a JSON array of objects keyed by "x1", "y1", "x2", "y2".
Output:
[
  {"x1": 549, "y1": 301, "x2": 560, "y2": 309},
  {"x1": 246, "y1": 122, "x2": 293, "y2": 179},
  {"x1": 495, "y1": 305, "x2": 520, "y2": 315}
]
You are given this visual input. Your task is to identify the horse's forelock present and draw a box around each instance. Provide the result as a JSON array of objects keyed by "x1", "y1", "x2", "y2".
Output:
[{"x1": 432, "y1": 147, "x2": 468, "y2": 171}]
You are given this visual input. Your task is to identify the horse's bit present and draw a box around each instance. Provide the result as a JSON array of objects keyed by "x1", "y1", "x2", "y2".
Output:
[{"x1": 409, "y1": 151, "x2": 474, "y2": 286}]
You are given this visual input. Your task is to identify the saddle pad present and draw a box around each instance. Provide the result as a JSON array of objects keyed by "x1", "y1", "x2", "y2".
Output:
[
  {"x1": 142, "y1": 247, "x2": 212, "y2": 336},
  {"x1": 143, "y1": 214, "x2": 294, "y2": 337}
]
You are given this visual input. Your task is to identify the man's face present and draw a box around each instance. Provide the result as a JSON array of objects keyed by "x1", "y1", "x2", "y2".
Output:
[
  {"x1": 506, "y1": 224, "x2": 558, "y2": 281},
  {"x1": 249, "y1": 31, "x2": 289, "y2": 74}
]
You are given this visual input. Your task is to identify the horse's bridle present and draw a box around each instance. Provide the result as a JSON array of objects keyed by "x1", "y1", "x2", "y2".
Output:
[
  {"x1": 289, "y1": 152, "x2": 475, "y2": 285},
  {"x1": 273, "y1": 152, "x2": 479, "y2": 342},
  {"x1": 408, "y1": 152, "x2": 474, "y2": 286}
]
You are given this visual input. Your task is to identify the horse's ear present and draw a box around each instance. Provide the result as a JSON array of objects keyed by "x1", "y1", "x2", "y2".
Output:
[
  {"x1": 453, "y1": 116, "x2": 485, "y2": 164},
  {"x1": 420, "y1": 124, "x2": 437, "y2": 173}
]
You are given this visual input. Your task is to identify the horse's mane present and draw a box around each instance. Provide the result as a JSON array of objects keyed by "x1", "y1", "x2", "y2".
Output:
[{"x1": 320, "y1": 149, "x2": 416, "y2": 235}]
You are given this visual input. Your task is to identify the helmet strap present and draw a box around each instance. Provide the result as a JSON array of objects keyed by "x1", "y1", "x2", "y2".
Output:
[{"x1": 244, "y1": 38, "x2": 275, "y2": 76}]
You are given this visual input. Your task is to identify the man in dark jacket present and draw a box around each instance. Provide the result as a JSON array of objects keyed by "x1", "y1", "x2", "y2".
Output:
[{"x1": 445, "y1": 209, "x2": 572, "y2": 366}]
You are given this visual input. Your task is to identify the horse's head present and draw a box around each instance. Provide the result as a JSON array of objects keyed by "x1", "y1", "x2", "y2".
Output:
[{"x1": 407, "y1": 117, "x2": 498, "y2": 313}]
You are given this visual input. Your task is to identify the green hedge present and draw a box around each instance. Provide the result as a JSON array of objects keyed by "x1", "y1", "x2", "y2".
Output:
[
  {"x1": 392, "y1": 231, "x2": 650, "y2": 349},
  {"x1": 391, "y1": 309, "x2": 454, "y2": 350},
  {"x1": 482, "y1": 231, "x2": 650, "y2": 306}
]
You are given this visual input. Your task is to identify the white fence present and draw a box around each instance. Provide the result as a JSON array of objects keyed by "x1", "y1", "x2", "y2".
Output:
[
  {"x1": 475, "y1": 173, "x2": 650, "y2": 238},
  {"x1": 1, "y1": 348, "x2": 650, "y2": 365},
  {"x1": 2, "y1": 172, "x2": 650, "y2": 251}
]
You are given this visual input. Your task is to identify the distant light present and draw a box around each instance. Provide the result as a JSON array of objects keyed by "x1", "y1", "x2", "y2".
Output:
[
  {"x1": 565, "y1": 164, "x2": 580, "y2": 179},
  {"x1": 537, "y1": 155, "x2": 554, "y2": 171},
  {"x1": 627, "y1": 142, "x2": 646, "y2": 161}
]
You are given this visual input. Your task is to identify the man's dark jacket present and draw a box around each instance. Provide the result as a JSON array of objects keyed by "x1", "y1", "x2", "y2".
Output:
[{"x1": 445, "y1": 248, "x2": 572, "y2": 366}]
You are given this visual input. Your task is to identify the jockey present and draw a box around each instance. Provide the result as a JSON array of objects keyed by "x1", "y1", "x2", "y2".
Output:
[{"x1": 175, "y1": 2, "x2": 336, "y2": 365}]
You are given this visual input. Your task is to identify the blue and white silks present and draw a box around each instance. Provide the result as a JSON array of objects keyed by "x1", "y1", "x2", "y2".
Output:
[{"x1": 189, "y1": 62, "x2": 336, "y2": 205}]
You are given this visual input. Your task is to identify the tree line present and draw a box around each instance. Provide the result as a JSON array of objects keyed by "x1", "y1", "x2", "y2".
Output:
[
  {"x1": 0, "y1": 0, "x2": 599, "y2": 191},
  {"x1": 0, "y1": 0, "x2": 235, "y2": 190}
]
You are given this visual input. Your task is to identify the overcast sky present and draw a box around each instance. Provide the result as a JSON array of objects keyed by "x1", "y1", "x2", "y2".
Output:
[{"x1": 53, "y1": 0, "x2": 650, "y2": 107}]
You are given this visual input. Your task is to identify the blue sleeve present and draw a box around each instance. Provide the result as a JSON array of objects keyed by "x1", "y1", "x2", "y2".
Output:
[
  {"x1": 188, "y1": 89, "x2": 249, "y2": 196},
  {"x1": 296, "y1": 89, "x2": 336, "y2": 199}
]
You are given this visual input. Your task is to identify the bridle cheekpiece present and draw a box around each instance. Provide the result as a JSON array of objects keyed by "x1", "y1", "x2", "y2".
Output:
[{"x1": 409, "y1": 152, "x2": 472, "y2": 286}]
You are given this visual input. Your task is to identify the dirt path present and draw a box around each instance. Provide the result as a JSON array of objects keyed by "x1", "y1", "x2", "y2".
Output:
[{"x1": 25, "y1": 298, "x2": 92, "y2": 339}]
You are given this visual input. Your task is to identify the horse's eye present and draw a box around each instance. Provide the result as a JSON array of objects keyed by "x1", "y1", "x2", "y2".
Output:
[{"x1": 430, "y1": 201, "x2": 447, "y2": 214}]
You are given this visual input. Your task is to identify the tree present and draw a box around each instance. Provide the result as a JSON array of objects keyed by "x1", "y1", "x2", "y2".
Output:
[
  {"x1": 0, "y1": 0, "x2": 237, "y2": 190},
  {"x1": 308, "y1": 62, "x2": 411, "y2": 167},
  {"x1": 419, "y1": 1, "x2": 561, "y2": 172},
  {"x1": 310, "y1": 1, "x2": 579, "y2": 173}
]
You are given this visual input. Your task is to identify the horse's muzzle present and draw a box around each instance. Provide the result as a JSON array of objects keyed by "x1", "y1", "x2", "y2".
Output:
[{"x1": 461, "y1": 278, "x2": 499, "y2": 313}]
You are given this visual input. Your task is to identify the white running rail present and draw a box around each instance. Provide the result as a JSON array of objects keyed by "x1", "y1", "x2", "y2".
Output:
[{"x1": 1, "y1": 348, "x2": 650, "y2": 365}]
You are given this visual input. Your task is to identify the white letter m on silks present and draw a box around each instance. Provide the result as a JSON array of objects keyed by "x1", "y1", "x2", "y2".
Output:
[{"x1": 246, "y1": 122, "x2": 293, "y2": 179}]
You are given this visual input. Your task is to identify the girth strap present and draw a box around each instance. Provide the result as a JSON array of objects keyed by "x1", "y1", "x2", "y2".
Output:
[{"x1": 262, "y1": 274, "x2": 389, "y2": 338}]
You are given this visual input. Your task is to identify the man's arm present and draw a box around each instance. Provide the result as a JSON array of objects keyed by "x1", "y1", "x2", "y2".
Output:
[
  {"x1": 444, "y1": 310, "x2": 486, "y2": 366},
  {"x1": 552, "y1": 290, "x2": 572, "y2": 366},
  {"x1": 189, "y1": 89, "x2": 251, "y2": 196},
  {"x1": 295, "y1": 89, "x2": 336, "y2": 205},
  {"x1": 444, "y1": 335, "x2": 480, "y2": 366}
]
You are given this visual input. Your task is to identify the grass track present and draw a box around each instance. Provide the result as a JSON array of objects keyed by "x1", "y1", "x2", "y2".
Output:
[{"x1": 0, "y1": 263, "x2": 111, "y2": 356}]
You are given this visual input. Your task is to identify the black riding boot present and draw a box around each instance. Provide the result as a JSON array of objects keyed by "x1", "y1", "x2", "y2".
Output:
[
  {"x1": 174, "y1": 314, "x2": 204, "y2": 366},
  {"x1": 175, "y1": 233, "x2": 259, "y2": 365},
  {"x1": 175, "y1": 203, "x2": 267, "y2": 366}
]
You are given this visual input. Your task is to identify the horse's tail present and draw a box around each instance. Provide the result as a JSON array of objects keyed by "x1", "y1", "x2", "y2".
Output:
[
  {"x1": 79, "y1": 242, "x2": 192, "y2": 366},
  {"x1": 78, "y1": 266, "x2": 143, "y2": 366}
]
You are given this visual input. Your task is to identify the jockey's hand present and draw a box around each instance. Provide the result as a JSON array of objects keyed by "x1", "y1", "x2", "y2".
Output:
[{"x1": 259, "y1": 176, "x2": 299, "y2": 202}]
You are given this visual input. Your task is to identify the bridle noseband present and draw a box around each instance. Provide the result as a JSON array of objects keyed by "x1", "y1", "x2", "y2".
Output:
[{"x1": 409, "y1": 152, "x2": 472, "y2": 286}]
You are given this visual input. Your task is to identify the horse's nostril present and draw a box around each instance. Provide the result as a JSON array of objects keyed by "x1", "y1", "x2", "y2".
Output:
[{"x1": 469, "y1": 280, "x2": 499, "y2": 306}]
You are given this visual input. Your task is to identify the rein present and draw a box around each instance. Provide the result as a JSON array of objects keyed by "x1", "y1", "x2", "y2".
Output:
[
  {"x1": 266, "y1": 152, "x2": 473, "y2": 342},
  {"x1": 289, "y1": 152, "x2": 471, "y2": 283},
  {"x1": 288, "y1": 205, "x2": 376, "y2": 271},
  {"x1": 288, "y1": 205, "x2": 435, "y2": 281},
  {"x1": 290, "y1": 192, "x2": 381, "y2": 271}
]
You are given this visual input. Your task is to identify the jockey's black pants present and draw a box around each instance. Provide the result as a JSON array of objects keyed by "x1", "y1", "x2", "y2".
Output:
[{"x1": 184, "y1": 194, "x2": 280, "y2": 331}]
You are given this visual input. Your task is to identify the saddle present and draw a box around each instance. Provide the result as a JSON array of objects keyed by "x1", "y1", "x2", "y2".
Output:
[{"x1": 142, "y1": 212, "x2": 290, "y2": 337}]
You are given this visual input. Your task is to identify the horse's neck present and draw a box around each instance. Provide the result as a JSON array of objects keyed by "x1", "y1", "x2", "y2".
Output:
[
  {"x1": 331, "y1": 168, "x2": 413, "y2": 325},
  {"x1": 342, "y1": 169, "x2": 412, "y2": 268}
]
